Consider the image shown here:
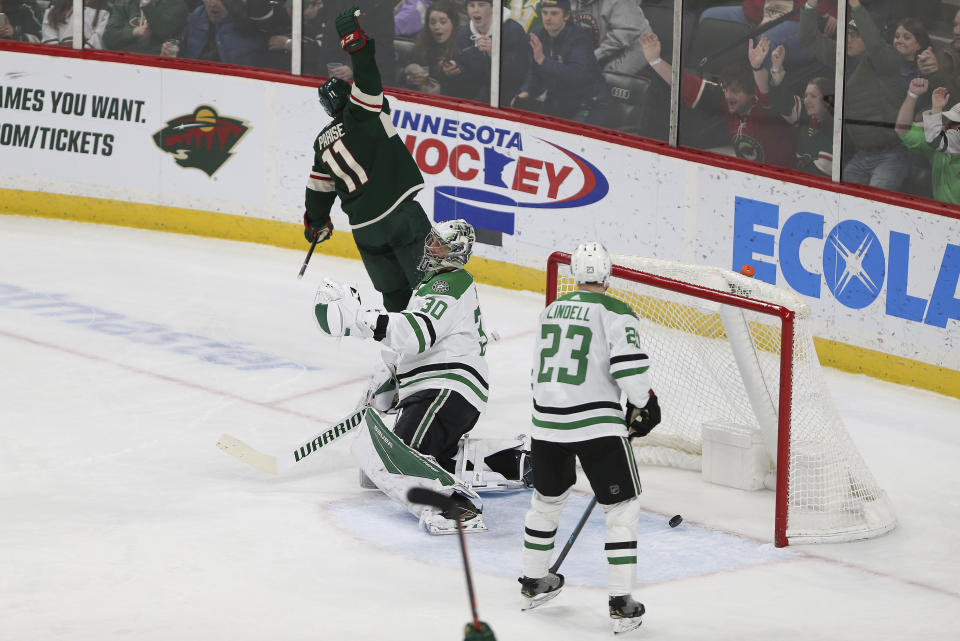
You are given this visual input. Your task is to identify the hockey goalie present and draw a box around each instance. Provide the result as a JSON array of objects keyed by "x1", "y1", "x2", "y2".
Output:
[{"x1": 313, "y1": 219, "x2": 530, "y2": 534}]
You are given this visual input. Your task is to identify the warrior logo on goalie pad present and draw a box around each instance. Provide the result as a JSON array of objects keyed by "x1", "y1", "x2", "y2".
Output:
[{"x1": 295, "y1": 410, "x2": 366, "y2": 462}]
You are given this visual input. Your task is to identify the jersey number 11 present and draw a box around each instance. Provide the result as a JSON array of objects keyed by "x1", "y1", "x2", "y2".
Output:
[{"x1": 321, "y1": 139, "x2": 369, "y2": 193}]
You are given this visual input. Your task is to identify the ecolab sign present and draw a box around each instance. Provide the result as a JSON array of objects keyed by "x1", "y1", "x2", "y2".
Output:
[
  {"x1": 733, "y1": 197, "x2": 960, "y2": 328},
  {"x1": 390, "y1": 108, "x2": 609, "y2": 242}
]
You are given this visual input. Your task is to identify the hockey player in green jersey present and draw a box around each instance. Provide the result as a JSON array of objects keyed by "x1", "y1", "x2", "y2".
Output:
[
  {"x1": 311, "y1": 220, "x2": 496, "y2": 534},
  {"x1": 519, "y1": 241, "x2": 661, "y2": 634},
  {"x1": 303, "y1": 6, "x2": 432, "y2": 313}
]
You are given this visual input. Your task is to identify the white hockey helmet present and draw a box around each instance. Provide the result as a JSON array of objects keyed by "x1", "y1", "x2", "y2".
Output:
[
  {"x1": 571, "y1": 241, "x2": 612, "y2": 288},
  {"x1": 419, "y1": 219, "x2": 476, "y2": 273}
]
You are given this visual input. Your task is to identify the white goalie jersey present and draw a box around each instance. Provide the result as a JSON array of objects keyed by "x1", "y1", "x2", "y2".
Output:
[
  {"x1": 380, "y1": 269, "x2": 489, "y2": 413},
  {"x1": 531, "y1": 290, "x2": 651, "y2": 442}
]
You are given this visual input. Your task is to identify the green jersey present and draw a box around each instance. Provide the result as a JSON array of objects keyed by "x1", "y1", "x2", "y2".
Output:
[
  {"x1": 899, "y1": 124, "x2": 960, "y2": 205},
  {"x1": 305, "y1": 41, "x2": 425, "y2": 229}
]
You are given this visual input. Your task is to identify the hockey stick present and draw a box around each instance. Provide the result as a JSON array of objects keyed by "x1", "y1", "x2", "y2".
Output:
[
  {"x1": 549, "y1": 495, "x2": 598, "y2": 574},
  {"x1": 298, "y1": 234, "x2": 320, "y2": 279},
  {"x1": 217, "y1": 406, "x2": 368, "y2": 474},
  {"x1": 408, "y1": 488, "x2": 487, "y2": 634}
]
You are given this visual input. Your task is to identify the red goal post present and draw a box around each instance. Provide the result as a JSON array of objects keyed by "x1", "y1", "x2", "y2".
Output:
[{"x1": 545, "y1": 251, "x2": 896, "y2": 547}]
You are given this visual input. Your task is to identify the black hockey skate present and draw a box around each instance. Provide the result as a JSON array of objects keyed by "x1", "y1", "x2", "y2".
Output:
[
  {"x1": 609, "y1": 595, "x2": 645, "y2": 634},
  {"x1": 518, "y1": 572, "x2": 564, "y2": 611}
]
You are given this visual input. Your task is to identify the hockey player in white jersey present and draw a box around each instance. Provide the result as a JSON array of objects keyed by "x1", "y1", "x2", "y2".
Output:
[
  {"x1": 519, "y1": 241, "x2": 661, "y2": 634},
  {"x1": 312, "y1": 219, "x2": 497, "y2": 534}
]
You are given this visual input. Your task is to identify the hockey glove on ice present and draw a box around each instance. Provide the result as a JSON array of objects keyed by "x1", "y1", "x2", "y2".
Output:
[
  {"x1": 626, "y1": 391, "x2": 661, "y2": 439},
  {"x1": 303, "y1": 212, "x2": 333, "y2": 244},
  {"x1": 336, "y1": 7, "x2": 368, "y2": 53}
]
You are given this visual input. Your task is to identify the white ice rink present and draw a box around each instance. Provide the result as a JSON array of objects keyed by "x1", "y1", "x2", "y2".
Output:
[{"x1": 2, "y1": 215, "x2": 958, "y2": 641}]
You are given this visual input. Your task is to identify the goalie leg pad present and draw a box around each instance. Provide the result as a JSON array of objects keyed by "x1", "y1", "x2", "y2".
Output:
[
  {"x1": 603, "y1": 497, "x2": 642, "y2": 596},
  {"x1": 350, "y1": 408, "x2": 483, "y2": 531},
  {"x1": 522, "y1": 488, "x2": 571, "y2": 579}
]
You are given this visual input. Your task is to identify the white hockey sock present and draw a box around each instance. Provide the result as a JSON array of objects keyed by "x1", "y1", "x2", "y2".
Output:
[
  {"x1": 604, "y1": 497, "x2": 641, "y2": 596},
  {"x1": 522, "y1": 489, "x2": 570, "y2": 578}
]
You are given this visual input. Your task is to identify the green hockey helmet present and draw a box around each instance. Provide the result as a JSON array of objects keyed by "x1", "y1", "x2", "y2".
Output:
[{"x1": 318, "y1": 77, "x2": 350, "y2": 116}]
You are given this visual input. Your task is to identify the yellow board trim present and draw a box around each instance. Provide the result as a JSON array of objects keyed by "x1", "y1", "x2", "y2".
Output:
[{"x1": 3, "y1": 187, "x2": 957, "y2": 399}]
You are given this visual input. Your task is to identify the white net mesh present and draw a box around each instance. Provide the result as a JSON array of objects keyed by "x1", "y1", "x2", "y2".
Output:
[{"x1": 553, "y1": 254, "x2": 896, "y2": 544}]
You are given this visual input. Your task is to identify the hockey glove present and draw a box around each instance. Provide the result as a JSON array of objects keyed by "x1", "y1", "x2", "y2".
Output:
[
  {"x1": 336, "y1": 7, "x2": 368, "y2": 53},
  {"x1": 626, "y1": 391, "x2": 661, "y2": 439},
  {"x1": 313, "y1": 278, "x2": 374, "y2": 339},
  {"x1": 303, "y1": 212, "x2": 332, "y2": 244}
]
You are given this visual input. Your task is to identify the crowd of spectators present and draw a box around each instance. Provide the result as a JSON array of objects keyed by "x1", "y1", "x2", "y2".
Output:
[{"x1": 7, "y1": 0, "x2": 960, "y2": 205}]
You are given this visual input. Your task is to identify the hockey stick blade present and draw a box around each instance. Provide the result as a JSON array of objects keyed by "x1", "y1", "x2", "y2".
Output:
[
  {"x1": 218, "y1": 406, "x2": 369, "y2": 475},
  {"x1": 217, "y1": 434, "x2": 281, "y2": 474},
  {"x1": 407, "y1": 487, "x2": 457, "y2": 511}
]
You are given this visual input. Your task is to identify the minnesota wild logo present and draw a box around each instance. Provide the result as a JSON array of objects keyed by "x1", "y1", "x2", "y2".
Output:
[{"x1": 153, "y1": 105, "x2": 249, "y2": 176}]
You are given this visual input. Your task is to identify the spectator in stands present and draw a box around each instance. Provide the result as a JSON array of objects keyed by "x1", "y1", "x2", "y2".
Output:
[
  {"x1": 394, "y1": 0, "x2": 428, "y2": 38},
  {"x1": 571, "y1": 0, "x2": 651, "y2": 79},
  {"x1": 889, "y1": 17, "x2": 945, "y2": 114},
  {"x1": 764, "y1": 41, "x2": 834, "y2": 176},
  {"x1": 181, "y1": 0, "x2": 265, "y2": 65},
  {"x1": 403, "y1": 0, "x2": 470, "y2": 97},
  {"x1": 512, "y1": 0, "x2": 611, "y2": 124},
  {"x1": 935, "y1": 8, "x2": 960, "y2": 98},
  {"x1": 794, "y1": 74, "x2": 834, "y2": 176},
  {"x1": 0, "y1": 0, "x2": 42, "y2": 42},
  {"x1": 315, "y1": 0, "x2": 396, "y2": 86},
  {"x1": 800, "y1": 0, "x2": 907, "y2": 190},
  {"x1": 895, "y1": 78, "x2": 960, "y2": 204},
  {"x1": 697, "y1": 0, "x2": 833, "y2": 68},
  {"x1": 103, "y1": 0, "x2": 188, "y2": 55},
  {"x1": 452, "y1": 0, "x2": 529, "y2": 103},
  {"x1": 42, "y1": 0, "x2": 109, "y2": 48},
  {"x1": 640, "y1": 31, "x2": 797, "y2": 167},
  {"x1": 245, "y1": 0, "x2": 327, "y2": 74}
]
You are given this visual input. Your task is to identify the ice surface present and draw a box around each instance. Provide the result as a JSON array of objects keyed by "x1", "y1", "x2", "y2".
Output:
[{"x1": 1, "y1": 215, "x2": 958, "y2": 641}]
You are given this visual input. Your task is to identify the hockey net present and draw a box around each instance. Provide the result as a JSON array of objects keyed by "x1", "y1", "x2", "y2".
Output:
[{"x1": 546, "y1": 252, "x2": 896, "y2": 546}]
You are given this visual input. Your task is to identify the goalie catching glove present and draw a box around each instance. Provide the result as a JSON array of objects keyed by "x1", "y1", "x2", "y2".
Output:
[
  {"x1": 313, "y1": 279, "x2": 379, "y2": 338},
  {"x1": 625, "y1": 390, "x2": 661, "y2": 439},
  {"x1": 336, "y1": 6, "x2": 368, "y2": 53}
]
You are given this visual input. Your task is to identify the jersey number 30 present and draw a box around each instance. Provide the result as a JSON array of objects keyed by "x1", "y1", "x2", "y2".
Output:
[
  {"x1": 537, "y1": 323, "x2": 592, "y2": 385},
  {"x1": 321, "y1": 139, "x2": 369, "y2": 193}
]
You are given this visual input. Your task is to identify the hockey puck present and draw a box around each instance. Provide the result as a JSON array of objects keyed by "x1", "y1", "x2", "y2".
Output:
[{"x1": 668, "y1": 515, "x2": 683, "y2": 528}]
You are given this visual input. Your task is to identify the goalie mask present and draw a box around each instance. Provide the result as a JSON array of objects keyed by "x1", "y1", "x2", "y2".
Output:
[
  {"x1": 418, "y1": 219, "x2": 475, "y2": 273},
  {"x1": 571, "y1": 241, "x2": 612, "y2": 288},
  {"x1": 318, "y1": 77, "x2": 350, "y2": 117}
]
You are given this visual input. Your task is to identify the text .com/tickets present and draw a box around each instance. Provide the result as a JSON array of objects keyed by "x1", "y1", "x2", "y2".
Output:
[{"x1": 733, "y1": 197, "x2": 960, "y2": 328}]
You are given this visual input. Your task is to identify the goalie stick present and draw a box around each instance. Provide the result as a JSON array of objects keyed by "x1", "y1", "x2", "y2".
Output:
[{"x1": 217, "y1": 406, "x2": 368, "y2": 474}]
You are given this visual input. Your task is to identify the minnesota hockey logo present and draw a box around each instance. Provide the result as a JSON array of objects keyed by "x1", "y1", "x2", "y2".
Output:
[{"x1": 153, "y1": 105, "x2": 249, "y2": 176}]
